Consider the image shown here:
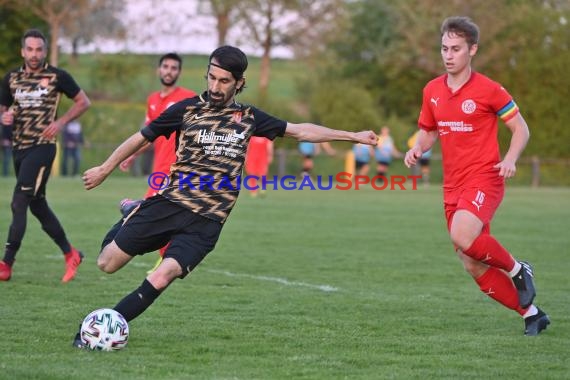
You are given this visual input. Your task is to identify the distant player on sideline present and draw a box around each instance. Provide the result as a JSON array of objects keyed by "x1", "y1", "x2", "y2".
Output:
[
  {"x1": 119, "y1": 53, "x2": 197, "y2": 272},
  {"x1": 0, "y1": 29, "x2": 90, "y2": 282},
  {"x1": 73, "y1": 46, "x2": 377, "y2": 348},
  {"x1": 405, "y1": 17, "x2": 549, "y2": 335}
]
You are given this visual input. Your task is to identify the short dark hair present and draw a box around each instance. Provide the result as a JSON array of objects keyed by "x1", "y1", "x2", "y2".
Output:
[
  {"x1": 209, "y1": 46, "x2": 248, "y2": 82},
  {"x1": 21, "y1": 29, "x2": 47, "y2": 48},
  {"x1": 159, "y1": 52, "x2": 183, "y2": 69},
  {"x1": 441, "y1": 16, "x2": 479, "y2": 47}
]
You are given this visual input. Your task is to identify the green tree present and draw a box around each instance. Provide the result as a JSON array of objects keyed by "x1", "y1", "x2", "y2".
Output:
[{"x1": 0, "y1": 5, "x2": 47, "y2": 71}]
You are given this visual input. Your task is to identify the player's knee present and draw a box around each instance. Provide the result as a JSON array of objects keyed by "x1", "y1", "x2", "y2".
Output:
[
  {"x1": 11, "y1": 193, "x2": 32, "y2": 213},
  {"x1": 96, "y1": 255, "x2": 116, "y2": 273},
  {"x1": 449, "y1": 230, "x2": 473, "y2": 252},
  {"x1": 147, "y1": 259, "x2": 182, "y2": 290},
  {"x1": 457, "y1": 250, "x2": 487, "y2": 278}
]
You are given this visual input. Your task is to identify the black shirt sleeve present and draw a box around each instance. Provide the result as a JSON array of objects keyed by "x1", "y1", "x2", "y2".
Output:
[
  {"x1": 0, "y1": 72, "x2": 14, "y2": 107},
  {"x1": 56, "y1": 68, "x2": 82, "y2": 99},
  {"x1": 252, "y1": 107, "x2": 287, "y2": 140},
  {"x1": 140, "y1": 99, "x2": 190, "y2": 142}
]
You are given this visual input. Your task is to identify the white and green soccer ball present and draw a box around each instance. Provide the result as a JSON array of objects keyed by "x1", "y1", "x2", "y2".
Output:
[{"x1": 80, "y1": 308, "x2": 129, "y2": 351}]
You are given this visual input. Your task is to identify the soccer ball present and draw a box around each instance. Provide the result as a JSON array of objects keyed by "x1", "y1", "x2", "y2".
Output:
[{"x1": 80, "y1": 308, "x2": 129, "y2": 351}]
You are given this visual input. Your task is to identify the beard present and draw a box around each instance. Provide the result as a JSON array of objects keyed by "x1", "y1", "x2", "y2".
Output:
[
  {"x1": 208, "y1": 90, "x2": 231, "y2": 107},
  {"x1": 25, "y1": 58, "x2": 44, "y2": 71},
  {"x1": 160, "y1": 76, "x2": 178, "y2": 86}
]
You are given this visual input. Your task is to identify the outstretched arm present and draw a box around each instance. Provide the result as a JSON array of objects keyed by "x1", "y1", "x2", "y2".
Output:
[
  {"x1": 83, "y1": 132, "x2": 150, "y2": 190},
  {"x1": 284, "y1": 122, "x2": 377, "y2": 145}
]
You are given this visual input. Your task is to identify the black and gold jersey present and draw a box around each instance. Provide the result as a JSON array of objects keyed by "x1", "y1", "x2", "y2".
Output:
[
  {"x1": 0, "y1": 64, "x2": 81, "y2": 150},
  {"x1": 141, "y1": 92, "x2": 287, "y2": 223}
]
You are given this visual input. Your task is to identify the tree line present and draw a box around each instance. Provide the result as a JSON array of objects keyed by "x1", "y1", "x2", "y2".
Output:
[{"x1": 1, "y1": 0, "x2": 568, "y2": 158}]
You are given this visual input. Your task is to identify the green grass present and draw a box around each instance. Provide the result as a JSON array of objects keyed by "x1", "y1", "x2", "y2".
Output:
[{"x1": 0, "y1": 177, "x2": 569, "y2": 379}]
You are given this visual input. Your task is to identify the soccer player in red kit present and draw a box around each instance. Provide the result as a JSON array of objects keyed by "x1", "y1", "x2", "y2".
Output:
[
  {"x1": 244, "y1": 136, "x2": 273, "y2": 196},
  {"x1": 119, "y1": 53, "x2": 196, "y2": 271},
  {"x1": 405, "y1": 16, "x2": 549, "y2": 336}
]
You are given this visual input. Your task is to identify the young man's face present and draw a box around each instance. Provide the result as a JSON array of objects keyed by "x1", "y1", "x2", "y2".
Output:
[
  {"x1": 158, "y1": 58, "x2": 181, "y2": 87},
  {"x1": 206, "y1": 59, "x2": 244, "y2": 107},
  {"x1": 21, "y1": 37, "x2": 47, "y2": 72},
  {"x1": 441, "y1": 32, "x2": 477, "y2": 75}
]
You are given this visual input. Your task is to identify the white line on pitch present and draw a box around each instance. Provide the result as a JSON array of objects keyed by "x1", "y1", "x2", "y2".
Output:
[{"x1": 205, "y1": 269, "x2": 340, "y2": 293}]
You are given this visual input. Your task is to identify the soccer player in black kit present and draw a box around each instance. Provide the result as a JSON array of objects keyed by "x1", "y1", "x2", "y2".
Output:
[
  {"x1": 0, "y1": 29, "x2": 90, "y2": 282},
  {"x1": 73, "y1": 46, "x2": 377, "y2": 347}
]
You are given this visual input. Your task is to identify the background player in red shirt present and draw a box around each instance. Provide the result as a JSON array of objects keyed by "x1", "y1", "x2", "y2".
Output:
[
  {"x1": 404, "y1": 17, "x2": 549, "y2": 336},
  {"x1": 244, "y1": 136, "x2": 273, "y2": 197},
  {"x1": 119, "y1": 53, "x2": 196, "y2": 271}
]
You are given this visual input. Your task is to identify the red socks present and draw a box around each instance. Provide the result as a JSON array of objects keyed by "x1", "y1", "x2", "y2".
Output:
[
  {"x1": 464, "y1": 234, "x2": 516, "y2": 272},
  {"x1": 475, "y1": 267, "x2": 526, "y2": 315}
]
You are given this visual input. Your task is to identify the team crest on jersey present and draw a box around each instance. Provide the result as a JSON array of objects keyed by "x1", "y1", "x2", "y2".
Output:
[
  {"x1": 39, "y1": 78, "x2": 50, "y2": 88},
  {"x1": 232, "y1": 111, "x2": 242, "y2": 123},
  {"x1": 461, "y1": 99, "x2": 476, "y2": 114}
]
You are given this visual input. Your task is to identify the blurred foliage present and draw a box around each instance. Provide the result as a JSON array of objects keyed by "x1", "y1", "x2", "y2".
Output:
[
  {"x1": 0, "y1": 5, "x2": 47, "y2": 71},
  {"x1": 307, "y1": 0, "x2": 570, "y2": 159},
  {"x1": 1, "y1": 0, "x2": 568, "y2": 185}
]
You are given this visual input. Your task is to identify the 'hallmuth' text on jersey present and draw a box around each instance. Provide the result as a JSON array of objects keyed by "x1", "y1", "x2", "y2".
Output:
[{"x1": 141, "y1": 92, "x2": 286, "y2": 223}]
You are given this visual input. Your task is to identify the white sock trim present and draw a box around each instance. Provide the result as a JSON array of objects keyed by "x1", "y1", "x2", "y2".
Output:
[
  {"x1": 523, "y1": 305, "x2": 538, "y2": 319},
  {"x1": 509, "y1": 261, "x2": 522, "y2": 277}
]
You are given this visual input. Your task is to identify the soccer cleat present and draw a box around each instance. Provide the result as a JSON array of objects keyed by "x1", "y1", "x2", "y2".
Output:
[
  {"x1": 0, "y1": 261, "x2": 12, "y2": 281},
  {"x1": 72, "y1": 331, "x2": 87, "y2": 349},
  {"x1": 524, "y1": 308, "x2": 550, "y2": 336},
  {"x1": 512, "y1": 261, "x2": 536, "y2": 308},
  {"x1": 62, "y1": 249, "x2": 84, "y2": 283},
  {"x1": 119, "y1": 198, "x2": 143, "y2": 217}
]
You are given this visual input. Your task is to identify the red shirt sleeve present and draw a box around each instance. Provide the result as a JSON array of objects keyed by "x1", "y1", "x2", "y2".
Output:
[{"x1": 418, "y1": 86, "x2": 437, "y2": 131}]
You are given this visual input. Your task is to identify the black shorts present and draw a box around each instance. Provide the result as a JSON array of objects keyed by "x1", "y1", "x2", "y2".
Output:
[
  {"x1": 115, "y1": 196, "x2": 223, "y2": 278},
  {"x1": 12, "y1": 144, "x2": 56, "y2": 197},
  {"x1": 419, "y1": 158, "x2": 430, "y2": 166}
]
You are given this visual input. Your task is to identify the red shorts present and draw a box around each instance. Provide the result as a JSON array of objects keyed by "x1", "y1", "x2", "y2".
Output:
[{"x1": 443, "y1": 183, "x2": 504, "y2": 232}]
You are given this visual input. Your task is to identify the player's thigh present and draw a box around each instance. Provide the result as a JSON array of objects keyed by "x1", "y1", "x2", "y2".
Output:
[
  {"x1": 165, "y1": 214, "x2": 223, "y2": 279},
  {"x1": 449, "y1": 209, "x2": 484, "y2": 249},
  {"x1": 114, "y1": 197, "x2": 182, "y2": 256},
  {"x1": 97, "y1": 240, "x2": 134, "y2": 273},
  {"x1": 13, "y1": 145, "x2": 55, "y2": 196}
]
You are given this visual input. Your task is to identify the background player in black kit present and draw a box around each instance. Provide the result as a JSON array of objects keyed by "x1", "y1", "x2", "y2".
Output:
[
  {"x1": 0, "y1": 29, "x2": 91, "y2": 282},
  {"x1": 73, "y1": 45, "x2": 377, "y2": 347}
]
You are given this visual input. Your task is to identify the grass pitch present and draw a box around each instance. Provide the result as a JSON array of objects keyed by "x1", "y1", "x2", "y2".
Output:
[{"x1": 0, "y1": 177, "x2": 569, "y2": 379}]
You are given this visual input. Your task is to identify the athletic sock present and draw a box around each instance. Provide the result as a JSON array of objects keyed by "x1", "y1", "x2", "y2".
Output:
[
  {"x1": 523, "y1": 305, "x2": 538, "y2": 319},
  {"x1": 29, "y1": 197, "x2": 71, "y2": 253},
  {"x1": 464, "y1": 233, "x2": 516, "y2": 272},
  {"x1": 3, "y1": 241, "x2": 21, "y2": 266},
  {"x1": 508, "y1": 261, "x2": 522, "y2": 278},
  {"x1": 113, "y1": 279, "x2": 161, "y2": 322},
  {"x1": 475, "y1": 267, "x2": 526, "y2": 315}
]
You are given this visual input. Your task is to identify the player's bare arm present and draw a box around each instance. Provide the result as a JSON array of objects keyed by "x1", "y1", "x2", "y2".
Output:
[
  {"x1": 0, "y1": 105, "x2": 13, "y2": 125},
  {"x1": 43, "y1": 90, "x2": 91, "y2": 139},
  {"x1": 493, "y1": 113, "x2": 530, "y2": 178},
  {"x1": 83, "y1": 132, "x2": 150, "y2": 190},
  {"x1": 284, "y1": 122, "x2": 378, "y2": 145},
  {"x1": 119, "y1": 143, "x2": 154, "y2": 172},
  {"x1": 404, "y1": 129, "x2": 438, "y2": 168}
]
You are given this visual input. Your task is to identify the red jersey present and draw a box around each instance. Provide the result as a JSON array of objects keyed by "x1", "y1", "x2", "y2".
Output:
[
  {"x1": 245, "y1": 136, "x2": 272, "y2": 176},
  {"x1": 145, "y1": 87, "x2": 196, "y2": 198},
  {"x1": 418, "y1": 72, "x2": 519, "y2": 189}
]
